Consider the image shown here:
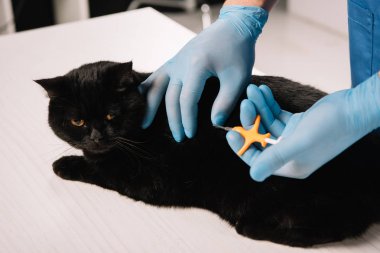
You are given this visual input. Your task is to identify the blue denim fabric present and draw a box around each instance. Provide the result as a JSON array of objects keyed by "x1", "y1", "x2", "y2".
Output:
[{"x1": 348, "y1": 0, "x2": 380, "y2": 87}]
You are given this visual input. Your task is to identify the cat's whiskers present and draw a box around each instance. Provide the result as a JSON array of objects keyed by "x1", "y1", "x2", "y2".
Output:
[
  {"x1": 41, "y1": 144, "x2": 70, "y2": 162},
  {"x1": 48, "y1": 145, "x2": 75, "y2": 161},
  {"x1": 115, "y1": 141, "x2": 152, "y2": 160},
  {"x1": 114, "y1": 141, "x2": 135, "y2": 155},
  {"x1": 113, "y1": 137, "x2": 150, "y2": 154},
  {"x1": 114, "y1": 141, "x2": 146, "y2": 167},
  {"x1": 115, "y1": 140, "x2": 148, "y2": 155},
  {"x1": 113, "y1": 138, "x2": 153, "y2": 160},
  {"x1": 114, "y1": 136, "x2": 145, "y2": 144}
]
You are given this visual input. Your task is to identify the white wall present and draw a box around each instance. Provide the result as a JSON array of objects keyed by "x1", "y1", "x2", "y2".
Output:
[
  {"x1": 287, "y1": 0, "x2": 348, "y2": 37},
  {"x1": 52, "y1": 0, "x2": 89, "y2": 24},
  {"x1": 0, "y1": 0, "x2": 15, "y2": 34}
]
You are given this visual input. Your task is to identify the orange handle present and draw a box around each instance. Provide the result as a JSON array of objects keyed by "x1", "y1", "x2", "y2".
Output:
[{"x1": 232, "y1": 115, "x2": 271, "y2": 156}]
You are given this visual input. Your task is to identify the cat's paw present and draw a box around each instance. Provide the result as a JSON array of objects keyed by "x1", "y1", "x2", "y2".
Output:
[{"x1": 53, "y1": 156, "x2": 87, "y2": 181}]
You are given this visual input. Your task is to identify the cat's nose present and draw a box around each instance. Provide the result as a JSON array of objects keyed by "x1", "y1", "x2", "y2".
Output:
[{"x1": 90, "y1": 128, "x2": 103, "y2": 143}]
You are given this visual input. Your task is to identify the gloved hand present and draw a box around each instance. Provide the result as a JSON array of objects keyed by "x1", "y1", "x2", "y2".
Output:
[
  {"x1": 227, "y1": 73, "x2": 380, "y2": 181},
  {"x1": 139, "y1": 6, "x2": 268, "y2": 142}
]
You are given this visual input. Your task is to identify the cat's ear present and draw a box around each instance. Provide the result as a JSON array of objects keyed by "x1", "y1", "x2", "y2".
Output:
[
  {"x1": 111, "y1": 62, "x2": 134, "y2": 92},
  {"x1": 112, "y1": 62, "x2": 133, "y2": 76},
  {"x1": 35, "y1": 76, "x2": 67, "y2": 98}
]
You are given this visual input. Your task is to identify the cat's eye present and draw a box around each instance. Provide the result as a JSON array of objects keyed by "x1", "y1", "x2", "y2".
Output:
[
  {"x1": 71, "y1": 119, "x2": 85, "y2": 127},
  {"x1": 106, "y1": 114, "x2": 115, "y2": 121}
]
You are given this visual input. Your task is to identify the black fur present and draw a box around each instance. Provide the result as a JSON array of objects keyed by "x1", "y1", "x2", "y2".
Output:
[{"x1": 36, "y1": 61, "x2": 380, "y2": 247}]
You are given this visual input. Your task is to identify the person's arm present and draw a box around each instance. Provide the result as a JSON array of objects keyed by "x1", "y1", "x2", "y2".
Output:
[
  {"x1": 139, "y1": 0, "x2": 276, "y2": 142},
  {"x1": 224, "y1": 0, "x2": 278, "y2": 11},
  {"x1": 227, "y1": 71, "x2": 380, "y2": 181}
]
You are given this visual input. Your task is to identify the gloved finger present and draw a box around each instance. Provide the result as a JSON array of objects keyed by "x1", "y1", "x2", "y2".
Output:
[
  {"x1": 247, "y1": 85, "x2": 284, "y2": 137},
  {"x1": 141, "y1": 72, "x2": 170, "y2": 129},
  {"x1": 240, "y1": 99, "x2": 257, "y2": 128},
  {"x1": 249, "y1": 133, "x2": 300, "y2": 182},
  {"x1": 211, "y1": 74, "x2": 246, "y2": 126},
  {"x1": 138, "y1": 70, "x2": 160, "y2": 94},
  {"x1": 226, "y1": 130, "x2": 261, "y2": 165},
  {"x1": 280, "y1": 113, "x2": 303, "y2": 138},
  {"x1": 258, "y1": 85, "x2": 281, "y2": 116},
  {"x1": 165, "y1": 80, "x2": 185, "y2": 142},
  {"x1": 180, "y1": 70, "x2": 209, "y2": 138},
  {"x1": 258, "y1": 85, "x2": 292, "y2": 124},
  {"x1": 278, "y1": 110, "x2": 293, "y2": 125},
  {"x1": 240, "y1": 99, "x2": 267, "y2": 150}
]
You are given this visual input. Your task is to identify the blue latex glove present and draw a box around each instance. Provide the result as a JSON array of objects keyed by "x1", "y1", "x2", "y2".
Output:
[
  {"x1": 227, "y1": 73, "x2": 380, "y2": 181},
  {"x1": 139, "y1": 6, "x2": 268, "y2": 142}
]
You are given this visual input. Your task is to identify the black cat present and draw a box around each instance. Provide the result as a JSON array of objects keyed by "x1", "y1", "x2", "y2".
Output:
[{"x1": 36, "y1": 61, "x2": 380, "y2": 247}]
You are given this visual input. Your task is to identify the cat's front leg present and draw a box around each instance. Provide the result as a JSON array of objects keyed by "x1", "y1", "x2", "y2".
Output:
[
  {"x1": 53, "y1": 155, "x2": 92, "y2": 181},
  {"x1": 53, "y1": 155, "x2": 117, "y2": 192}
]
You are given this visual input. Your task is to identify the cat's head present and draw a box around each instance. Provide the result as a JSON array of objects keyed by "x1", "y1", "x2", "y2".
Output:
[{"x1": 36, "y1": 61, "x2": 146, "y2": 154}]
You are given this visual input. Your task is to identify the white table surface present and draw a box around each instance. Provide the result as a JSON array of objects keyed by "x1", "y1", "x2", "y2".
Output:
[{"x1": 0, "y1": 7, "x2": 379, "y2": 253}]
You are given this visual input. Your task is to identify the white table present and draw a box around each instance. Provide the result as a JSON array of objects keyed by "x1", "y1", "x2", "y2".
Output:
[{"x1": 0, "y1": 8, "x2": 379, "y2": 253}]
